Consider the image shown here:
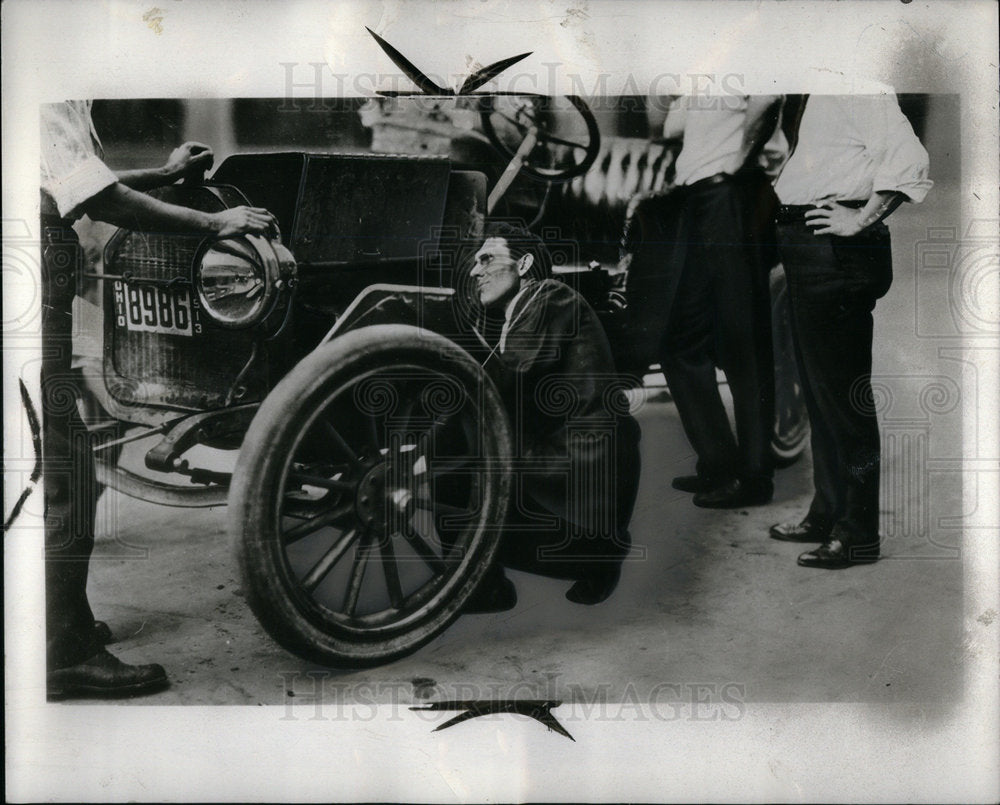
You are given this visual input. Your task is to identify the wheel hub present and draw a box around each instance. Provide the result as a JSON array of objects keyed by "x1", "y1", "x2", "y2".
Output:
[{"x1": 355, "y1": 461, "x2": 413, "y2": 534}]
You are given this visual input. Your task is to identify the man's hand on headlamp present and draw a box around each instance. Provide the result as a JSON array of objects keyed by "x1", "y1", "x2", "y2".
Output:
[{"x1": 212, "y1": 206, "x2": 280, "y2": 239}]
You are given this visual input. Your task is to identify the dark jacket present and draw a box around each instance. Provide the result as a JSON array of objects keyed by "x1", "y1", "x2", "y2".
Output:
[{"x1": 486, "y1": 279, "x2": 640, "y2": 537}]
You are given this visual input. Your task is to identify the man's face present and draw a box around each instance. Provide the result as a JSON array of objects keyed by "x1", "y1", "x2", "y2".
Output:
[{"x1": 470, "y1": 237, "x2": 522, "y2": 310}]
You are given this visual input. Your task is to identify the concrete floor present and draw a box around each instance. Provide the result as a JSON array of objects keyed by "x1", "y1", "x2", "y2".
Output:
[{"x1": 82, "y1": 390, "x2": 963, "y2": 709}]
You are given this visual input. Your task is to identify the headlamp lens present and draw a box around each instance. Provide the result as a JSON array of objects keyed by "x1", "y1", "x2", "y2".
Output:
[{"x1": 195, "y1": 240, "x2": 267, "y2": 327}]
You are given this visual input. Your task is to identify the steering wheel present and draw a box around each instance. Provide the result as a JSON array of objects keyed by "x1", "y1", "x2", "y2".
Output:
[{"x1": 479, "y1": 94, "x2": 600, "y2": 182}]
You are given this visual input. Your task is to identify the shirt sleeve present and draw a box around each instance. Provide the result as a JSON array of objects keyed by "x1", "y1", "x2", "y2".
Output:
[
  {"x1": 40, "y1": 102, "x2": 117, "y2": 218},
  {"x1": 861, "y1": 94, "x2": 933, "y2": 204}
]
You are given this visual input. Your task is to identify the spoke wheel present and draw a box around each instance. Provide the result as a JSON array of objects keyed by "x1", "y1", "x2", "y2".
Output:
[
  {"x1": 479, "y1": 94, "x2": 600, "y2": 182},
  {"x1": 770, "y1": 266, "x2": 810, "y2": 466},
  {"x1": 229, "y1": 325, "x2": 511, "y2": 666}
]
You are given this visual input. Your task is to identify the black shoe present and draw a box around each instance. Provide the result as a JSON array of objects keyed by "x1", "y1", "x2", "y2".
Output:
[
  {"x1": 94, "y1": 620, "x2": 114, "y2": 645},
  {"x1": 693, "y1": 478, "x2": 773, "y2": 509},
  {"x1": 769, "y1": 519, "x2": 830, "y2": 543},
  {"x1": 47, "y1": 649, "x2": 168, "y2": 700},
  {"x1": 672, "y1": 475, "x2": 713, "y2": 494},
  {"x1": 464, "y1": 574, "x2": 517, "y2": 614},
  {"x1": 797, "y1": 536, "x2": 880, "y2": 569},
  {"x1": 566, "y1": 564, "x2": 621, "y2": 606}
]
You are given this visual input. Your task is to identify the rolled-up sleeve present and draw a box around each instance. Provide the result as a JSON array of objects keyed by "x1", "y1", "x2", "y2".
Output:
[
  {"x1": 40, "y1": 102, "x2": 117, "y2": 218},
  {"x1": 867, "y1": 94, "x2": 933, "y2": 203}
]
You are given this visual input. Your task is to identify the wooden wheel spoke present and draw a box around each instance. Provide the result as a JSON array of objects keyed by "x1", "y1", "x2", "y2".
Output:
[
  {"x1": 302, "y1": 527, "x2": 360, "y2": 592},
  {"x1": 396, "y1": 396, "x2": 419, "y2": 433},
  {"x1": 362, "y1": 411, "x2": 383, "y2": 455},
  {"x1": 282, "y1": 501, "x2": 353, "y2": 545},
  {"x1": 413, "y1": 424, "x2": 435, "y2": 462},
  {"x1": 400, "y1": 523, "x2": 448, "y2": 575},
  {"x1": 317, "y1": 420, "x2": 361, "y2": 467},
  {"x1": 378, "y1": 533, "x2": 404, "y2": 610},
  {"x1": 282, "y1": 497, "x2": 320, "y2": 519},
  {"x1": 343, "y1": 530, "x2": 375, "y2": 615},
  {"x1": 413, "y1": 498, "x2": 474, "y2": 519},
  {"x1": 287, "y1": 471, "x2": 354, "y2": 493},
  {"x1": 414, "y1": 414, "x2": 456, "y2": 464},
  {"x1": 428, "y1": 456, "x2": 472, "y2": 477},
  {"x1": 293, "y1": 460, "x2": 352, "y2": 475}
]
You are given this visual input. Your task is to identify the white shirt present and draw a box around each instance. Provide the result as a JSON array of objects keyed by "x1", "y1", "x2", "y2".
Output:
[
  {"x1": 40, "y1": 100, "x2": 118, "y2": 218},
  {"x1": 672, "y1": 95, "x2": 786, "y2": 185},
  {"x1": 775, "y1": 94, "x2": 932, "y2": 205}
]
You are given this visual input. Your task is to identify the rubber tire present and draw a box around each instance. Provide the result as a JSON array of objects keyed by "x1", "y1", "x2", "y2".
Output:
[{"x1": 229, "y1": 324, "x2": 512, "y2": 667}]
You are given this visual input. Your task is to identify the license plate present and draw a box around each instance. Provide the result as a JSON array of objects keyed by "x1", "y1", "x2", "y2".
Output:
[{"x1": 113, "y1": 280, "x2": 200, "y2": 336}]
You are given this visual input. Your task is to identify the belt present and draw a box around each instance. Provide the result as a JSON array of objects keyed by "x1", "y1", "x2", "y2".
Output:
[{"x1": 776, "y1": 199, "x2": 866, "y2": 224}]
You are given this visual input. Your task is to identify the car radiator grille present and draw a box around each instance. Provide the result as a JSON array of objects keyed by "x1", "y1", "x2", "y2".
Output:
[{"x1": 103, "y1": 189, "x2": 264, "y2": 413}]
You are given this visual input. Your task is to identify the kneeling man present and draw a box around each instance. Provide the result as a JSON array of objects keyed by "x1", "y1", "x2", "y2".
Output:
[{"x1": 465, "y1": 223, "x2": 641, "y2": 608}]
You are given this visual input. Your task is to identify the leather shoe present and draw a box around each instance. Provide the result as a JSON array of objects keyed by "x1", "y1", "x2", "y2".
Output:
[
  {"x1": 672, "y1": 474, "x2": 712, "y2": 494},
  {"x1": 566, "y1": 564, "x2": 621, "y2": 606},
  {"x1": 797, "y1": 536, "x2": 880, "y2": 569},
  {"x1": 693, "y1": 478, "x2": 773, "y2": 509},
  {"x1": 47, "y1": 649, "x2": 168, "y2": 700},
  {"x1": 464, "y1": 573, "x2": 517, "y2": 614},
  {"x1": 769, "y1": 520, "x2": 830, "y2": 543}
]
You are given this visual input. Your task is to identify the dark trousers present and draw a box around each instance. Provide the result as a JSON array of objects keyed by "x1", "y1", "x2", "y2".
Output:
[
  {"x1": 500, "y1": 414, "x2": 641, "y2": 581},
  {"x1": 41, "y1": 216, "x2": 102, "y2": 670},
  {"x1": 445, "y1": 415, "x2": 641, "y2": 583},
  {"x1": 777, "y1": 218, "x2": 892, "y2": 539},
  {"x1": 659, "y1": 178, "x2": 775, "y2": 484}
]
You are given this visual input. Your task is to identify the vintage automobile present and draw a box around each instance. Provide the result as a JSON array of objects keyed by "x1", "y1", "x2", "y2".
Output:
[{"x1": 71, "y1": 54, "x2": 807, "y2": 667}]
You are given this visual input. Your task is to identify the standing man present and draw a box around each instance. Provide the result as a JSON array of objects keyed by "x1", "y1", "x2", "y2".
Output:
[
  {"x1": 463, "y1": 223, "x2": 641, "y2": 609},
  {"x1": 41, "y1": 100, "x2": 277, "y2": 698},
  {"x1": 769, "y1": 93, "x2": 931, "y2": 567},
  {"x1": 659, "y1": 94, "x2": 783, "y2": 508}
]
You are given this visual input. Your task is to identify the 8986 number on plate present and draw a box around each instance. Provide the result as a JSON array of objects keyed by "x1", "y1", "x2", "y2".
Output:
[{"x1": 113, "y1": 280, "x2": 202, "y2": 336}]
